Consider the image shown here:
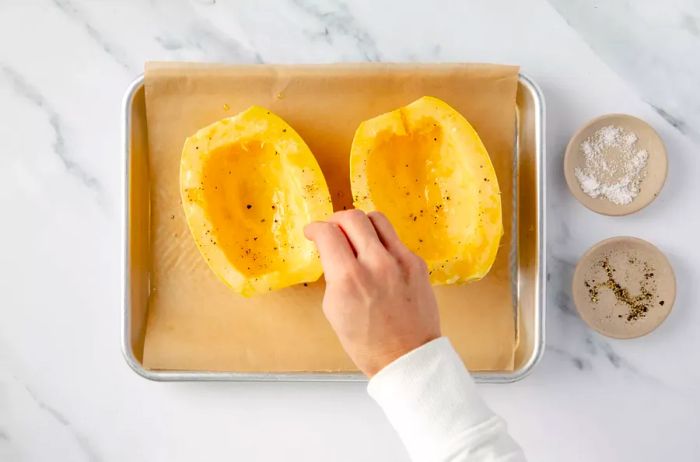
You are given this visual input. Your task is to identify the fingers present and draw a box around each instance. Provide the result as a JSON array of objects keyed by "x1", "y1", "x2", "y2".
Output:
[
  {"x1": 368, "y1": 211, "x2": 430, "y2": 278},
  {"x1": 306, "y1": 210, "x2": 419, "y2": 283},
  {"x1": 366, "y1": 211, "x2": 416, "y2": 262},
  {"x1": 304, "y1": 221, "x2": 357, "y2": 281},
  {"x1": 327, "y1": 210, "x2": 387, "y2": 257}
]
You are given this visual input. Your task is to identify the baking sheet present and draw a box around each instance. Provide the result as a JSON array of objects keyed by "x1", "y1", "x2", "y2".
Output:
[{"x1": 141, "y1": 62, "x2": 520, "y2": 372}]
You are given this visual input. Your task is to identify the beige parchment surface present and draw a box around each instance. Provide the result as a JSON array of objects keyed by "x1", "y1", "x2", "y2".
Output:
[{"x1": 142, "y1": 62, "x2": 520, "y2": 372}]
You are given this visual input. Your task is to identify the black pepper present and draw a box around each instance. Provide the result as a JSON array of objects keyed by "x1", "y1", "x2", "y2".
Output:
[{"x1": 586, "y1": 256, "x2": 658, "y2": 322}]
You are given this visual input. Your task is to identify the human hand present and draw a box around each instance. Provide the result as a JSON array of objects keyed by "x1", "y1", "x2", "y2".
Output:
[{"x1": 304, "y1": 210, "x2": 441, "y2": 377}]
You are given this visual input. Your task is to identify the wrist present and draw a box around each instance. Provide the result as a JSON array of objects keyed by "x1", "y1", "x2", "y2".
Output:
[{"x1": 362, "y1": 333, "x2": 441, "y2": 378}]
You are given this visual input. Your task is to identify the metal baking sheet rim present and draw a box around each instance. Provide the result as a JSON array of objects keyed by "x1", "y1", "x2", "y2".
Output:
[{"x1": 121, "y1": 72, "x2": 546, "y2": 383}]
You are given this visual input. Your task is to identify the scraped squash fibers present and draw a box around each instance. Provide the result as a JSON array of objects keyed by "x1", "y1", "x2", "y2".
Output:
[
  {"x1": 180, "y1": 107, "x2": 332, "y2": 296},
  {"x1": 351, "y1": 96, "x2": 503, "y2": 284}
]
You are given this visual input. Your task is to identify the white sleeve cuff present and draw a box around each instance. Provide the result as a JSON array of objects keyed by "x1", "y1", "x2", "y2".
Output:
[{"x1": 367, "y1": 337, "x2": 524, "y2": 461}]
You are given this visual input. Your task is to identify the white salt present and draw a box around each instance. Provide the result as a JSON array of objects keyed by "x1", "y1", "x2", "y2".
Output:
[{"x1": 574, "y1": 125, "x2": 648, "y2": 205}]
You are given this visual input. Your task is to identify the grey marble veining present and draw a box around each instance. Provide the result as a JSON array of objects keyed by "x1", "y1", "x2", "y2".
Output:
[
  {"x1": 548, "y1": 0, "x2": 700, "y2": 141},
  {"x1": 52, "y1": 0, "x2": 136, "y2": 73},
  {"x1": 22, "y1": 383, "x2": 100, "y2": 461},
  {"x1": 291, "y1": 0, "x2": 382, "y2": 61},
  {"x1": 0, "y1": 64, "x2": 102, "y2": 195}
]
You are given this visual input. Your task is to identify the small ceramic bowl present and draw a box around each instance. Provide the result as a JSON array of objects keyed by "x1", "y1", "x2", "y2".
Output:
[
  {"x1": 572, "y1": 236, "x2": 675, "y2": 339},
  {"x1": 564, "y1": 114, "x2": 667, "y2": 216}
]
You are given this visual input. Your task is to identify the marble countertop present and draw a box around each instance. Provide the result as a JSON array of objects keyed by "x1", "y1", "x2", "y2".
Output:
[{"x1": 1, "y1": 0, "x2": 699, "y2": 460}]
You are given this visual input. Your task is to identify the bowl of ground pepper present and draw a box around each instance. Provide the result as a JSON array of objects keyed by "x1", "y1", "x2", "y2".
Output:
[{"x1": 572, "y1": 236, "x2": 675, "y2": 339}]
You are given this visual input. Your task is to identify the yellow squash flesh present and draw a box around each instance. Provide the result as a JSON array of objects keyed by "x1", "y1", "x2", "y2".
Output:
[
  {"x1": 180, "y1": 107, "x2": 333, "y2": 296},
  {"x1": 350, "y1": 96, "x2": 503, "y2": 285}
]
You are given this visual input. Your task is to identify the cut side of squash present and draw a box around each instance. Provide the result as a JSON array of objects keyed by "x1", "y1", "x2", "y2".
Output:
[
  {"x1": 180, "y1": 107, "x2": 333, "y2": 296},
  {"x1": 350, "y1": 96, "x2": 503, "y2": 285}
]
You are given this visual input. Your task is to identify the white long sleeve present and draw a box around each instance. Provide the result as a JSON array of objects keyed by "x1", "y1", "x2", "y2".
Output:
[{"x1": 367, "y1": 337, "x2": 526, "y2": 462}]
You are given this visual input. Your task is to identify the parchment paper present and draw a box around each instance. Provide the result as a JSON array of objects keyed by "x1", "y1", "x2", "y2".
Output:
[{"x1": 142, "y1": 62, "x2": 520, "y2": 372}]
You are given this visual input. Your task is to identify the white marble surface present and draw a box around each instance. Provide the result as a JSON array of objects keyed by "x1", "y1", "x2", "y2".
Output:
[{"x1": 1, "y1": 0, "x2": 699, "y2": 460}]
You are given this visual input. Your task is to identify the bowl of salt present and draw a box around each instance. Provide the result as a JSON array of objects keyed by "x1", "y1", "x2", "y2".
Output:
[{"x1": 564, "y1": 114, "x2": 667, "y2": 216}]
